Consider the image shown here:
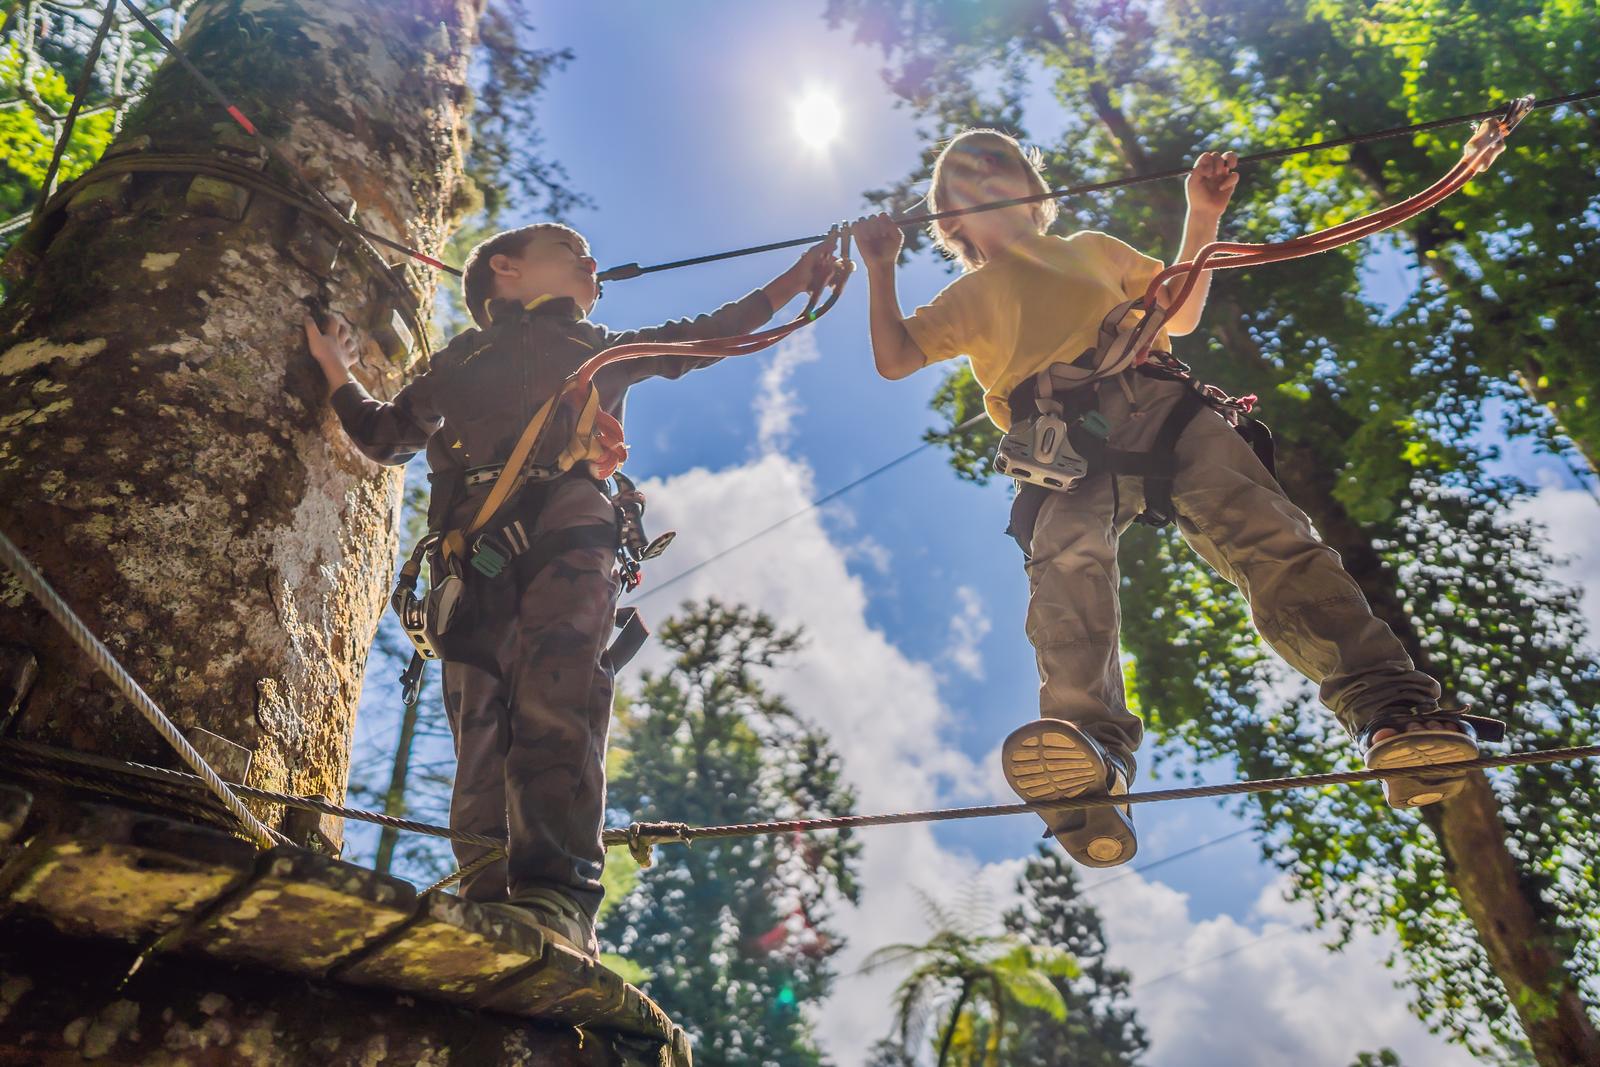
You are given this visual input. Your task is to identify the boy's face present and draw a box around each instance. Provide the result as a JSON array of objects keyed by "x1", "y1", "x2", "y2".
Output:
[
  {"x1": 490, "y1": 230, "x2": 599, "y2": 313},
  {"x1": 940, "y1": 138, "x2": 1040, "y2": 254}
]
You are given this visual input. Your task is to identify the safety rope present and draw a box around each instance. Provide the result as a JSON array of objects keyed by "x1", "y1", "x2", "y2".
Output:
[
  {"x1": 6, "y1": 732, "x2": 1596, "y2": 865},
  {"x1": 65, "y1": 4, "x2": 1600, "y2": 289},
  {"x1": 1113, "y1": 96, "x2": 1535, "y2": 365},
  {"x1": 31, "y1": 0, "x2": 119, "y2": 221},
  {"x1": 0, "y1": 530, "x2": 286, "y2": 849},
  {"x1": 594, "y1": 88, "x2": 1600, "y2": 282}
]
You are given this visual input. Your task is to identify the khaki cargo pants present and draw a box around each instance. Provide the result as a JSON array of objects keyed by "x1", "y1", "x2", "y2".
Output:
[
  {"x1": 438, "y1": 477, "x2": 620, "y2": 918},
  {"x1": 1021, "y1": 369, "x2": 1439, "y2": 780}
]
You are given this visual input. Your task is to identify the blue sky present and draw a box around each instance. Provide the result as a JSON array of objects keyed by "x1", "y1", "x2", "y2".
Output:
[{"x1": 347, "y1": 3, "x2": 1598, "y2": 1063}]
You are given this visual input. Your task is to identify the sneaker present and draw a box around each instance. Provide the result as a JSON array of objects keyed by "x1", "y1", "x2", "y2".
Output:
[
  {"x1": 488, "y1": 887, "x2": 598, "y2": 957},
  {"x1": 1358, "y1": 705, "x2": 1503, "y2": 808},
  {"x1": 1002, "y1": 718, "x2": 1137, "y2": 867}
]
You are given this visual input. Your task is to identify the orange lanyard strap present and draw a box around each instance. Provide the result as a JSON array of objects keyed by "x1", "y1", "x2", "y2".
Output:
[
  {"x1": 454, "y1": 258, "x2": 853, "y2": 551},
  {"x1": 1120, "y1": 101, "x2": 1529, "y2": 366}
]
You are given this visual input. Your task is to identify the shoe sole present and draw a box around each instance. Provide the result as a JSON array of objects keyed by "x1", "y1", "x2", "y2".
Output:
[
  {"x1": 1365, "y1": 730, "x2": 1477, "y2": 807},
  {"x1": 1002, "y1": 719, "x2": 1136, "y2": 868}
]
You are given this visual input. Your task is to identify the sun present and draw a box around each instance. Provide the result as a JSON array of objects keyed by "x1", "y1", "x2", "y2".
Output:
[{"x1": 792, "y1": 88, "x2": 843, "y2": 151}]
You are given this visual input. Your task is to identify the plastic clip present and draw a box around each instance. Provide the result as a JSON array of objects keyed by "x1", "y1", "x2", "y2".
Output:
[
  {"x1": 469, "y1": 533, "x2": 511, "y2": 578},
  {"x1": 1496, "y1": 95, "x2": 1536, "y2": 135},
  {"x1": 1080, "y1": 411, "x2": 1112, "y2": 440}
]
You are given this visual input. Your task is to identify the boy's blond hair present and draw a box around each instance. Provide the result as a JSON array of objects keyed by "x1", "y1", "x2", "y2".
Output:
[
  {"x1": 461, "y1": 222, "x2": 590, "y2": 327},
  {"x1": 927, "y1": 129, "x2": 1057, "y2": 271}
]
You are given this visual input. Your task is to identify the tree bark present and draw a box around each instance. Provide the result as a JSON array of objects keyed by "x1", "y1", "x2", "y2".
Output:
[{"x1": 0, "y1": 0, "x2": 478, "y2": 830}]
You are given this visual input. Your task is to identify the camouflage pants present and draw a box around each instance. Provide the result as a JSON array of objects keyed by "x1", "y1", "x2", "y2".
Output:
[
  {"x1": 439, "y1": 477, "x2": 620, "y2": 918},
  {"x1": 1021, "y1": 370, "x2": 1440, "y2": 780}
]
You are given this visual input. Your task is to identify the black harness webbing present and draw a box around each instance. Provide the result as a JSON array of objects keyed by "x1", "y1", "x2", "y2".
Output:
[{"x1": 1005, "y1": 369, "x2": 1269, "y2": 557}]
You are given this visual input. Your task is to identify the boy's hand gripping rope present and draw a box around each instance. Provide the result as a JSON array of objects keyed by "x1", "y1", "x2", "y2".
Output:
[
  {"x1": 86, "y1": 12, "x2": 1598, "y2": 291},
  {"x1": 1111, "y1": 98, "x2": 1536, "y2": 366}
]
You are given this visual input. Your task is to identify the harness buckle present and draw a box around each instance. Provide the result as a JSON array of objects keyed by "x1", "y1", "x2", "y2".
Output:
[
  {"x1": 995, "y1": 413, "x2": 1091, "y2": 491},
  {"x1": 469, "y1": 532, "x2": 512, "y2": 578},
  {"x1": 391, "y1": 536, "x2": 442, "y2": 662}
]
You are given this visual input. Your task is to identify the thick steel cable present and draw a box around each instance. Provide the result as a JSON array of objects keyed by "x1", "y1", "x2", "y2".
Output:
[
  {"x1": 595, "y1": 87, "x2": 1600, "y2": 282},
  {"x1": 619, "y1": 744, "x2": 1600, "y2": 845},
  {"x1": 31, "y1": 0, "x2": 119, "y2": 221},
  {"x1": 7, "y1": 733, "x2": 1596, "y2": 856},
  {"x1": 0, "y1": 737, "x2": 498, "y2": 848},
  {"x1": 422, "y1": 850, "x2": 502, "y2": 895},
  {"x1": 0, "y1": 531, "x2": 285, "y2": 848}
]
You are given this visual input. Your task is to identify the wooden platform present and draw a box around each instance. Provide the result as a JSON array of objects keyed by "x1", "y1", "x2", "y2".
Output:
[{"x1": 0, "y1": 783, "x2": 691, "y2": 1066}]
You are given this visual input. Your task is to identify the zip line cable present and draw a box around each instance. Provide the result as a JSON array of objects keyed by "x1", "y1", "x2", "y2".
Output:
[
  {"x1": 113, "y1": 0, "x2": 457, "y2": 276},
  {"x1": 1140, "y1": 925, "x2": 1300, "y2": 988},
  {"x1": 31, "y1": 0, "x2": 120, "y2": 222},
  {"x1": 594, "y1": 87, "x2": 1600, "y2": 282},
  {"x1": 71, "y1": 8, "x2": 1600, "y2": 287},
  {"x1": 1078, "y1": 827, "x2": 1253, "y2": 898},
  {"x1": 630, "y1": 412, "x2": 989, "y2": 604}
]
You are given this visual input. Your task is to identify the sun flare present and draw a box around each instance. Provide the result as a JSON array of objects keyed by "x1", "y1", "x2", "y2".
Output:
[{"x1": 792, "y1": 88, "x2": 843, "y2": 151}]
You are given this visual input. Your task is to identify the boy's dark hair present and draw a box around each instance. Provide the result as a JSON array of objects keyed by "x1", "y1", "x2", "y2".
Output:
[{"x1": 460, "y1": 223, "x2": 588, "y2": 327}]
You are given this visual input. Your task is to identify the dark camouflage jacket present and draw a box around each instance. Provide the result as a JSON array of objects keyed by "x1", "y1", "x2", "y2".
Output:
[{"x1": 330, "y1": 290, "x2": 773, "y2": 481}]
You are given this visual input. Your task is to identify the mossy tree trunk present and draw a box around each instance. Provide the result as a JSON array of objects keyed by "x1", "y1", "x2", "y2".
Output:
[{"x1": 0, "y1": 0, "x2": 479, "y2": 833}]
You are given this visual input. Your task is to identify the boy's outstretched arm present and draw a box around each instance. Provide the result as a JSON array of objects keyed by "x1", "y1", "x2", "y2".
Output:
[
  {"x1": 1158, "y1": 150, "x2": 1239, "y2": 337},
  {"x1": 854, "y1": 213, "x2": 926, "y2": 380},
  {"x1": 599, "y1": 237, "x2": 847, "y2": 386},
  {"x1": 304, "y1": 313, "x2": 441, "y2": 464}
]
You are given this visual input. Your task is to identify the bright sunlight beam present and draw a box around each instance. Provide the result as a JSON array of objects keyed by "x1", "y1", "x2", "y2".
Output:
[{"x1": 792, "y1": 88, "x2": 843, "y2": 152}]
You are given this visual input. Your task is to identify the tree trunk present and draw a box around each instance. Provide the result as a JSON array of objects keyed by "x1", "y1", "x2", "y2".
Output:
[
  {"x1": 0, "y1": 0, "x2": 477, "y2": 831},
  {"x1": 1226, "y1": 314, "x2": 1600, "y2": 1066}
]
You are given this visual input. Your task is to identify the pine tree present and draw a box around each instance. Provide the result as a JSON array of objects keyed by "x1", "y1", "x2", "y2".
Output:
[
  {"x1": 599, "y1": 599, "x2": 862, "y2": 1067},
  {"x1": 1001, "y1": 848, "x2": 1147, "y2": 1066}
]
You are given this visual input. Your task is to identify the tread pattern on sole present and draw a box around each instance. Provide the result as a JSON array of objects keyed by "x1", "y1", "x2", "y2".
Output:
[
  {"x1": 1004, "y1": 728, "x2": 1104, "y2": 801},
  {"x1": 1366, "y1": 733, "x2": 1477, "y2": 771}
]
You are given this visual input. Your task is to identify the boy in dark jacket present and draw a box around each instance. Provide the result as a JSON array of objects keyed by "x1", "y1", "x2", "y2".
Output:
[{"x1": 305, "y1": 223, "x2": 840, "y2": 953}]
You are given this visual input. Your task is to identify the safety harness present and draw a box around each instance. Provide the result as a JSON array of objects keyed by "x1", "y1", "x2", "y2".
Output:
[
  {"x1": 391, "y1": 235, "x2": 854, "y2": 705},
  {"x1": 996, "y1": 97, "x2": 1531, "y2": 544}
]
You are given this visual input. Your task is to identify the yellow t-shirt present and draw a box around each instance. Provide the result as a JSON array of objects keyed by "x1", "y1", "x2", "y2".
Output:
[{"x1": 904, "y1": 230, "x2": 1168, "y2": 430}]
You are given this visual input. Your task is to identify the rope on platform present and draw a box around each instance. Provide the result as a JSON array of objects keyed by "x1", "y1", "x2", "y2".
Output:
[{"x1": 0, "y1": 529, "x2": 287, "y2": 848}]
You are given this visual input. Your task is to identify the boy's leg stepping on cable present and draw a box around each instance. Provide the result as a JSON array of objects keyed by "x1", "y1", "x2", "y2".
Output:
[
  {"x1": 1003, "y1": 718, "x2": 1136, "y2": 868},
  {"x1": 1359, "y1": 705, "x2": 1505, "y2": 808}
]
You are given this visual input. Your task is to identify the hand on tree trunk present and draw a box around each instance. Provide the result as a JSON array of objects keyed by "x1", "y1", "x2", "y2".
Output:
[{"x1": 304, "y1": 314, "x2": 359, "y2": 396}]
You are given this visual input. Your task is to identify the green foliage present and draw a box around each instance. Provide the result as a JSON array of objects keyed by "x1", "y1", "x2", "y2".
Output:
[
  {"x1": 0, "y1": 40, "x2": 114, "y2": 216},
  {"x1": 999, "y1": 848, "x2": 1148, "y2": 1066},
  {"x1": 828, "y1": 0, "x2": 1600, "y2": 1057},
  {"x1": 862, "y1": 882, "x2": 1085, "y2": 1067},
  {"x1": 599, "y1": 599, "x2": 862, "y2": 1067}
]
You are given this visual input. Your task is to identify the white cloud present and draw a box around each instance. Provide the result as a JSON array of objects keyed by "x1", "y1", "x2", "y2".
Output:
[
  {"x1": 625, "y1": 447, "x2": 1482, "y2": 1067},
  {"x1": 1513, "y1": 485, "x2": 1600, "y2": 644},
  {"x1": 941, "y1": 585, "x2": 992, "y2": 681},
  {"x1": 753, "y1": 331, "x2": 822, "y2": 454},
  {"x1": 1089, "y1": 874, "x2": 1478, "y2": 1067}
]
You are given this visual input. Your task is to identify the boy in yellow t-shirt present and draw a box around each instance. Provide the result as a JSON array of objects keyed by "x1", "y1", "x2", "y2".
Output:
[{"x1": 853, "y1": 128, "x2": 1499, "y2": 869}]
